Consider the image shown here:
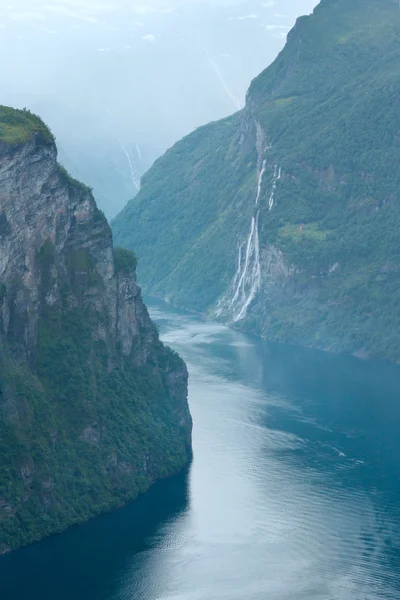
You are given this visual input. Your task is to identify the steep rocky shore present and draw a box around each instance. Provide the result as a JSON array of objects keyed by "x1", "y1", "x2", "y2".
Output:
[{"x1": 0, "y1": 107, "x2": 192, "y2": 553}]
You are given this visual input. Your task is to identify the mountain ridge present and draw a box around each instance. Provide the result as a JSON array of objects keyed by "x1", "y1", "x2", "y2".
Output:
[{"x1": 113, "y1": 0, "x2": 400, "y2": 362}]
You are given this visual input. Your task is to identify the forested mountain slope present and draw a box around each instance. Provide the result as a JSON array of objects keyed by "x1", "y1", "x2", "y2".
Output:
[
  {"x1": 0, "y1": 107, "x2": 192, "y2": 553},
  {"x1": 113, "y1": 0, "x2": 400, "y2": 362}
]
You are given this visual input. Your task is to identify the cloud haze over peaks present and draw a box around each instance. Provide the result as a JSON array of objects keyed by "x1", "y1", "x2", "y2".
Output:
[{"x1": 0, "y1": 0, "x2": 319, "y2": 217}]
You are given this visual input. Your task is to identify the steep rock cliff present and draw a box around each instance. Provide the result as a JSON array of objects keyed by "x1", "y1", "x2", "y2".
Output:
[
  {"x1": 0, "y1": 106, "x2": 192, "y2": 553},
  {"x1": 113, "y1": 0, "x2": 400, "y2": 362}
]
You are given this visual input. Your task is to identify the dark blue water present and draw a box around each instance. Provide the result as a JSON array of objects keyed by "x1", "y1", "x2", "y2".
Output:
[{"x1": 1, "y1": 299, "x2": 400, "y2": 599}]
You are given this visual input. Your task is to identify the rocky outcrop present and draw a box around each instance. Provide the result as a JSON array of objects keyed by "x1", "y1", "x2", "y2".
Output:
[
  {"x1": 0, "y1": 107, "x2": 192, "y2": 554},
  {"x1": 0, "y1": 133, "x2": 141, "y2": 364}
]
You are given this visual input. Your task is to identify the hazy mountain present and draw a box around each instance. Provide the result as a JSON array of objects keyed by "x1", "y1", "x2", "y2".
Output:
[{"x1": 0, "y1": 0, "x2": 317, "y2": 216}]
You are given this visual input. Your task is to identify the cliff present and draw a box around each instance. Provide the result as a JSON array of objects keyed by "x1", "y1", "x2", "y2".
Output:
[
  {"x1": 0, "y1": 106, "x2": 192, "y2": 554},
  {"x1": 113, "y1": 0, "x2": 400, "y2": 363}
]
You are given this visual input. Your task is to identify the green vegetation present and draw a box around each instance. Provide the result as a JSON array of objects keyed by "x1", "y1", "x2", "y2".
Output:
[
  {"x1": 112, "y1": 0, "x2": 400, "y2": 362},
  {"x1": 278, "y1": 223, "x2": 327, "y2": 243},
  {"x1": 0, "y1": 123, "x2": 191, "y2": 552},
  {"x1": 0, "y1": 106, "x2": 54, "y2": 145},
  {"x1": 113, "y1": 115, "x2": 256, "y2": 310},
  {"x1": 58, "y1": 165, "x2": 93, "y2": 193},
  {"x1": 0, "y1": 232, "x2": 190, "y2": 553},
  {"x1": 0, "y1": 317, "x2": 189, "y2": 552},
  {"x1": 113, "y1": 248, "x2": 137, "y2": 274}
]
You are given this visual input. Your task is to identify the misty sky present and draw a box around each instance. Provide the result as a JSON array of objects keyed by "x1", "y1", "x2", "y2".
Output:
[
  {"x1": 0, "y1": 0, "x2": 319, "y2": 216},
  {"x1": 0, "y1": 0, "x2": 318, "y2": 33}
]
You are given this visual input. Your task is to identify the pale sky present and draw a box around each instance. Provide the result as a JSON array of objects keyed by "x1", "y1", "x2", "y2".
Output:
[{"x1": 0, "y1": 0, "x2": 319, "y2": 216}]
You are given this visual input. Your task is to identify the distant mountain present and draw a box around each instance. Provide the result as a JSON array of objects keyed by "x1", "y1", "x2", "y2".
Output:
[
  {"x1": 0, "y1": 0, "x2": 317, "y2": 216},
  {"x1": 113, "y1": 0, "x2": 400, "y2": 363}
]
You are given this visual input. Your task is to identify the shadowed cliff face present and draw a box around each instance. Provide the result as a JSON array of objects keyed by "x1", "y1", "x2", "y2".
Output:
[
  {"x1": 0, "y1": 132, "x2": 152, "y2": 365},
  {"x1": 0, "y1": 108, "x2": 192, "y2": 554}
]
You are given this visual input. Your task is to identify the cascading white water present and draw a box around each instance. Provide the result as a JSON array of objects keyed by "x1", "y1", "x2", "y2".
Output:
[
  {"x1": 226, "y1": 159, "x2": 281, "y2": 322},
  {"x1": 120, "y1": 144, "x2": 140, "y2": 191},
  {"x1": 207, "y1": 56, "x2": 242, "y2": 111},
  {"x1": 233, "y1": 210, "x2": 262, "y2": 322},
  {"x1": 268, "y1": 166, "x2": 281, "y2": 211},
  {"x1": 216, "y1": 241, "x2": 245, "y2": 317},
  {"x1": 256, "y1": 160, "x2": 267, "y2": 205},
  {"x1": 216, "y1": 122, "x2": 281, "y2": 323},
  {"x1": 230, "y1": 159, "x2": 270, "y2": 321},
  {"x1": 230, "y1": 216, "x2": 257, "y2": 309}
]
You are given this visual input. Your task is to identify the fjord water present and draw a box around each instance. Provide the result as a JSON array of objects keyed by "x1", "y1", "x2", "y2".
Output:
[{"x1": 1, "y1": 300, "x2": 400, "y2": 600}]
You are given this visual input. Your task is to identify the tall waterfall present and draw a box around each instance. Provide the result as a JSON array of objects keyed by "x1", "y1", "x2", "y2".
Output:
[
  {"x1": 256, "y1": 160, "x2": 267, "y2": 205},
  {"x1": 268, "y1": 166, "x2": 281, "y2": 211},
  {"x1": 120, "y1": 143, "x2": 140, "y2": 192},
  {"x1": 217, "y1": 124, "x2": 281, "y2": 323}
]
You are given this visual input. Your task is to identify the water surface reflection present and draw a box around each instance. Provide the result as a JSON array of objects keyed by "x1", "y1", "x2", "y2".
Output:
[{"x1": 1, "y1": 299, "x2": 400, "y2": 600}]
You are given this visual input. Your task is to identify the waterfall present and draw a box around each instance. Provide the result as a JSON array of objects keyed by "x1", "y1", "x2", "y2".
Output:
[
  {"x1": 233, "y1": 210, "x2": 262, "y2": 322},
  {"x1": 256, "y1": 160, "x2": 267, "y2": 205},
  {"x1": 230, "y1": 215, "x2": 256, "y2": 309},
  {"x1": 207, "y1": 56, "x2": 242, "y2": 111},
  {"x1": 216, "y1": 241, "x2": 245, "y2": 317},
  {"x1": 120, "y1": 144, "x2": 140, "y2": 192},
  {"x1": 216, "y1": 122, "x2": 282, "y2": 323},
  {"x1": 225, "y1": 165, "x2": 281, "y2": 322},
  {"x1": 268, "y1": 166, "x2": 281, "y2": 211}
]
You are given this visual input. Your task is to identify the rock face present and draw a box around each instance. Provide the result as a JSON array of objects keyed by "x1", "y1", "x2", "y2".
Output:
[
  {"x1": 113, "y1": 0, "x2": 400, "y2": 363},
  {"x1": 0, "y1": 107, "x2": 192, "y2": 554}
]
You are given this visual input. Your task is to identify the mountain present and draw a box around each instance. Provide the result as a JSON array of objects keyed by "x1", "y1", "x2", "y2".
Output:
[
  {"x1": 0, "y1": 0, "x2": 317, "y2": 217},
  {"x1": 0, "y1": 106, "x2": 192, "y2": 554},
  {"x1": 113, "y1": 0, "x2": 400, "y2": 363}
]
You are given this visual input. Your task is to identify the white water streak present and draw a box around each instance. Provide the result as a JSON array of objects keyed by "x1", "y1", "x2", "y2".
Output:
[
  {"x1": 268, "y1": 166, "x2": 281, "y2": 211},
  {"x1": 233, "y1": 242, "x2": 245, "y2": 287},
  {"x1": 120, "y1": 144, "x2": 140, "y2": 191},
  {"x1": 231, "y1": 217, "x2": 255, "y2": 307},
  {"x1": 208, "y1": 57, "x2": 242, "y2": 111},
  {"x1": 216, "y1": 241, "x2": 245, "y2": 316},
  {"x1": 218, "y1": 121, "x2": 281, "y2": 323},
  {"x1": 234, "y1": 210, "x2": 261, "y2": 322},
  {"x1": 136, "y1": 143, "x2": 142, "y2": 161},
  {"x1": 230, "y1": 165, "x2": 281, "y2": 320},
  {"x1": 230, "y1": 148, "x2": 268, "y2": 313},
  {"x1": 256, "y1": 160, "x2": 267, "y2": 205}
]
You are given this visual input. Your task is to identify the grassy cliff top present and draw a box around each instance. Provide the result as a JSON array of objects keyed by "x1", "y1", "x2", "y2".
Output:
[{"x1": 0, "y1": 105, "x2": 55, "y2": 145}]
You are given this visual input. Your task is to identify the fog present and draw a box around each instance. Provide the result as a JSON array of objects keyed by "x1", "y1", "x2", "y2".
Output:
[{"x1": 0, "y1": 0, "x2": 318, "y2": 217}]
